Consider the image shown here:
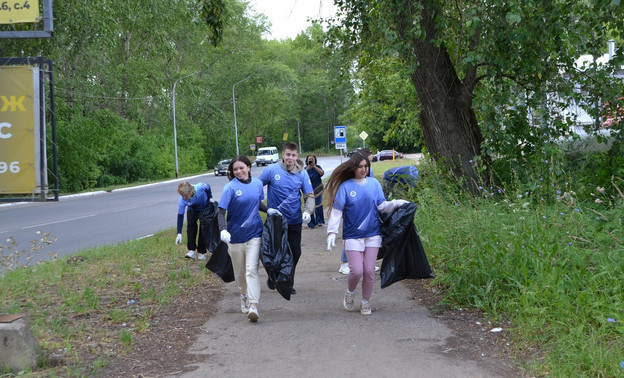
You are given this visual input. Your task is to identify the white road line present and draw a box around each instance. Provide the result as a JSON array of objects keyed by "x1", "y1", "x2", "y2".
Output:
[{"x1": 22, "y1": 214, "x2": 97, "y2": 229}]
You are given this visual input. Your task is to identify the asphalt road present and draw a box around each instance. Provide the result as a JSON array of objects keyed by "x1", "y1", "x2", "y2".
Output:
[{"x1": 0, "y1": 156, "x2": 345, "y2": 267}]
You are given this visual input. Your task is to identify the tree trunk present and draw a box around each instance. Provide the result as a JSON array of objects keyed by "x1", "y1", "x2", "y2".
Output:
[{"x1": 398, "y1": 2, "x2": 486, "y2": 191}]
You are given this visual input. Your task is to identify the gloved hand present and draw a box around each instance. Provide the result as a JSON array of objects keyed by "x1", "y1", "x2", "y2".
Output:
[
  {"x1": 220, "y1": 230, "x2": 231, "y2": 243},
  {"x1": 267, "y1": 208, "x2": 282, "y2": 216},
  {"x1": 302, "y1": 212, "x2": 311, "y2": 224},
  {"x1": 327, "y1": 233, "x2": 336, "y2": 251},
  {"x1": 394, "y1": 199, "x2": 409, "y2": 207},
  {"x1": 175, "y1": 233, "x2": 182, "y2": 244}
]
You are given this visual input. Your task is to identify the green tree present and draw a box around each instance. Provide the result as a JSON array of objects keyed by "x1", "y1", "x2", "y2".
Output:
[{"x1": 330, "y1": 0, "x2": 624, "y2": 190}]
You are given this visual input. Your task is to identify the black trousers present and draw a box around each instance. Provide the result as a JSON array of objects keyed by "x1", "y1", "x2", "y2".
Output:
[
  {"x1": 287, "y1": 223, "x2": 303, "y2": 270},
  {"x1": 186, "y1": 208, "x2": 207, "y2": 254}
]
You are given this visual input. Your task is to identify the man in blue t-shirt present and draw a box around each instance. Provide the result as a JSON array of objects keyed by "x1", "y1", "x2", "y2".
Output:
[
  {"x1": 259, "y1": 142, "x2": 314, "y2": 294},
  {"x1": 176, "y1": 181, "x2": 212, "y2": 260}
]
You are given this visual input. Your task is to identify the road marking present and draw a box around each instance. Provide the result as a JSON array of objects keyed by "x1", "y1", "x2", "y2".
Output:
[{"x1": 22, "y1": 214, "x2": 97, "y2": 229}]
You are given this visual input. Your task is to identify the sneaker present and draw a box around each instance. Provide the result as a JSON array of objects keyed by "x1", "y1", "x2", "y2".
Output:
[
  {"x1": 267, "y1": 278, "x2": 276, "y2": 290},
  {"x1": 343, "y1": 290, "x2": 355, "y2": 311},
  {"x1": 240, "y1": 295, "x2": 250, "y2": 314},
  {"x1": 291, "y1": 288, "x2": 296, "y2": 295},
  {"x1": 185, "y1": 250, "x2": 196, "y2": 259},
  {"x1": 338, "y1": 263, "x2": 350, "y2": 275},
  {"x1": 374, "y1": 266, "x2": 380, "y2": 272},
  {"x1": 248, "y1": 306, "x2": 259, "y2": 322},
  {"x1": 198, "y1": 253, "x2": 207, "y2": 261},
  {"x1": 360, "y1": 301, "x2": 372, "y2": 316}
]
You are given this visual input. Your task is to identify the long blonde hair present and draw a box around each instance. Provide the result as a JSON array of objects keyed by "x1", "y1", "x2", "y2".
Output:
[{"x1": 325, "y1": 152, "x2": 370, "y2": 213}]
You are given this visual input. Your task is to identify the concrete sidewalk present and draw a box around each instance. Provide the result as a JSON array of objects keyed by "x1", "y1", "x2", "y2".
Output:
[{"x1": 173, "y1": 225, "x2": 517, "y2": 377}]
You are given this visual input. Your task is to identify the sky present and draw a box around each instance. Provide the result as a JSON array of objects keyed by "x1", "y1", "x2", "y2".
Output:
[{"x1": 247, "y1": 0, "x2": 338, "y2": 40}]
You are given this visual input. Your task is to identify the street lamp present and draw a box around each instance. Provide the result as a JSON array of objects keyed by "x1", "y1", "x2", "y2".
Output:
[
  {"x1": 172, "y1": 71, "x2": 200, "y2": 178},
  {"x1": 232, "y1": 76, "x2": 251, "y2": 155}
]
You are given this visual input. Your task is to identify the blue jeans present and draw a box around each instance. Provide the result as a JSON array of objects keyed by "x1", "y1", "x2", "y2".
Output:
[{"x1": 341, "y1": 247, "x2": 347, "y2": 263}]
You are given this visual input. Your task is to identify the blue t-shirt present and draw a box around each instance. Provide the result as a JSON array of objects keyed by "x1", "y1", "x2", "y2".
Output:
[
  {"x1": 259, "y1": 163, "x2": 313, "y2": 225},
  {"x1": 219, "y1": 177, "x2": 264, "y2": 244},
  {"x1": 333, "y1": 178, "x2": 386, "y2": 240},
  {"x1": 177, "y1": 182, "x2": 212, "y2": 214}
]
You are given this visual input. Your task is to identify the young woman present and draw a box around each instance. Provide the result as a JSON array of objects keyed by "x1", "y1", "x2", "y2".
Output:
[
  {"x1": 218, "y1": 155, "x2": 277, "y2": 322},
  {"x1": 325, "y1": 152, "x2": 407, "y2": 315}
]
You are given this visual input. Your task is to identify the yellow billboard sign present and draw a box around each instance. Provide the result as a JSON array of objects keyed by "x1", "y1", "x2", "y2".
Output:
[
  {"x1": 0, "y1": 0, "x2": 40, "y2": 24},
  {"x1": 0, "y1": 65, "x2": 39, "y2": 194}
]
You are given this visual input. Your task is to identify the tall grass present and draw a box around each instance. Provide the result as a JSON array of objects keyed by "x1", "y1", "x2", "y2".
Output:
[{"x1": 411, "y1": 156, "x2": 624, "y2": 376}]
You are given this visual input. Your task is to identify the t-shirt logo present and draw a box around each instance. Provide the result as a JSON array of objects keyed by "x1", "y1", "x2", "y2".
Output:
[
  {"x1": 236, "y1": 190, "x2": 243, "y2": 197},
  {"x1": 350, "y1": 190, "x2": 357, "y2": 198},
  {"x1": 274, "y1": 174, "x2": 281, "y2": 181}
]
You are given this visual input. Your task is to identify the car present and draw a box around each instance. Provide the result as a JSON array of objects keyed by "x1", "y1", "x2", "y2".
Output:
[
  {"x1": 255, "y1": 146, "x2": 279, "y2": 166},
  {"x1": 214, "y1": 159, "x2": 231, "y2": 176},
  {"x1": 347, "y1": 148, "x2": 378, "y2": 161},
  {"x1": 377, "y1": 150, "x2": 403, "y2": 161}
]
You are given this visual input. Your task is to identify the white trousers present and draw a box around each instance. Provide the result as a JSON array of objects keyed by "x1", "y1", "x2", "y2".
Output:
[{"x1": 227, "y1": 237, "x2": 261, "y2": 304}]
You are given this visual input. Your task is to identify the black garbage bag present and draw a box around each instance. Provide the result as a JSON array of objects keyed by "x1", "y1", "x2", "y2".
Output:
[
  {"x1": 205, "y1": 241, "x2": 234, "y2": 282},
  {"x1": 199, "y1": 201, "x2": 221, "y2": 253},
  {"x1": 200, "y1": 200, "x2": 234, "y2": 282},
  {"x1": 378, "y1": 202, "x2": 434, "y2": 288},
  {"x1": 261, "y1": 213, "x2": 294, "y2": 300}
]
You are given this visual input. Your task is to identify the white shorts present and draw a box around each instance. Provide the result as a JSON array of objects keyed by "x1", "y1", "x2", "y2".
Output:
[{"x1": 344, "y1": 235, "x2": 382, "y2": 252}]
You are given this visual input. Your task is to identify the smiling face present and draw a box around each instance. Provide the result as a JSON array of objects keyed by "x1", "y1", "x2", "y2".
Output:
[
  {"x1": 353, "y1": 158, "x2": 368, "y2": 179},
  {"x1": 232, "y1": 161, "x2": 250, "y2": 180},
  {"x1": 282, "y1": 148, "x2": 299, "y2": 170}
]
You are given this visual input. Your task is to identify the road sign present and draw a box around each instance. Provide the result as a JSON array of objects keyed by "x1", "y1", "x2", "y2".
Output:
[
  {"x1": 359, "y1": 131, "x2": 368, "y2": 140},
  {"x1": 256, "y1": 136, "x2": 263, "y2": 143},
  {"x1": 334, "y1": 126, "x2": 346, "y2": 144},
  {"x1": 250, "y1": 144, "x2": 255, "y2": 150},
  {"x1": 283, "y1": 132, "x2": 289, "y2": 141},
  {"x1": 335, "y1": 143, "x2": 346, "y2": 150}
]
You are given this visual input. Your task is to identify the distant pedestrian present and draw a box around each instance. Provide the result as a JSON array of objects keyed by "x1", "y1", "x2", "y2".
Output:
[
  {"x1": 217, "y1": 155, "x2": 278, "y2": 322},
  {"x1": 325, "y1": 151, "x2": 407, "y2": 315},
  {"x1": 259, "y1": 141, "x2": 314, "y2": 294},
  {"x1": 176, "y1": 181, "x2": 212, "y2": 260},
  {"x1": 305, "y1": 155, "x2": 325, "y2": 229}
]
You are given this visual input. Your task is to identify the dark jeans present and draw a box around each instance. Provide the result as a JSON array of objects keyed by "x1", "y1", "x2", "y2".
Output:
[
  {"x1": 287, "y1": 223, "x2": 303, "y2": 273},
  {"x1": 186, "y1": 208, "x2": 207, "y2": 254}
]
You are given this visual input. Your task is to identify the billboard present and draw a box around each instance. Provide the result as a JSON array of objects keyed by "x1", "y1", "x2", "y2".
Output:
[
  {"x1": 0, "y1": 0, "x2": 40, "y2": 24},
  {"x1": 0, "y1": 65, "x2": 41, "y2": 194}
]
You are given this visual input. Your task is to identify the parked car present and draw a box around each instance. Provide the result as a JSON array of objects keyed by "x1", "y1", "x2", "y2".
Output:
[
  {"x1": 214, "y1": 159, "x2": 231, "y2": 176},
  {"x1": 347, "y1": 148, "x2": 379, "y2": 161},
  {"x1": 378, "y1": 150, "x2": 403, "y2": 161}
]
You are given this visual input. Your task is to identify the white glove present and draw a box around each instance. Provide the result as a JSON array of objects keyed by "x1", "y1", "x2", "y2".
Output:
[
  {"x1": 220, "y1": 230, "x2": 231, "y2": 243},
  {"x1": 394, "y1": 199, "x2": 409, "y2": 207},
  {"x1": 175, "y1": 233, "x2": 182, "y2": 244},
  {"x1": 267, "y1": 208, "x2": 282, "y2": 216},
  {"x1": 302, "y1": 212, "x2": 311, "y2": 224},
  {"x1": 327, "y1": 233, "x2": 336, "y2": 251}
]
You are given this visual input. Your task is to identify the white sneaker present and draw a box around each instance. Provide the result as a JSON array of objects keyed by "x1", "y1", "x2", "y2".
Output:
[
  {"x1": 343, "y1": 290, "x2": 355, "y2": 311},
  {"x1": 185, "y1": 250, "x2": 196, "y2": 259},
  {"x1": 248, "y1": 306, "x2": 259, "y2": 322},
  {"x1": 338, "y1": 263, "x2": 350, "y2": 275},
  {"x1": 197, "y1": 253, "x2": 207, "y2": 261},
  {"x1": 360, "y1": 301, "x2": 372, "y2": 316},
  {"x1": 240, "y1": 295, "x2": 250, "y2": 314},
  {"x1": 374, "y1": 266, "x2": 380, "y2": 272}
]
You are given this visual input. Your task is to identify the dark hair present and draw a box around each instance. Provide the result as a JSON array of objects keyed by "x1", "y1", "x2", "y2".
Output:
[
  {"x1": 359, "y1": 148, "x2": 372, "y2": 157},
  {"x1": 325, "y1": 151, "x2": 370, "y2": 212},
  {"x1": 283, "y1": 141, "x2": 299, "y2": 152},
  {"x1": 306, "y1": 155, "x2": 317, "y2": 165},
  {"x1": 227, "y1": 155, "x2": 252, "y2": 181}
]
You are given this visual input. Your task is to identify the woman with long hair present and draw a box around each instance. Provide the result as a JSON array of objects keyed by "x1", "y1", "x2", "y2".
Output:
[
  {"x1": 325, "y1": 152, "x2": 407, "y2": 315},
  {"x1": 217, "y1": 155, "x2": 278, "y2": 322}
]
